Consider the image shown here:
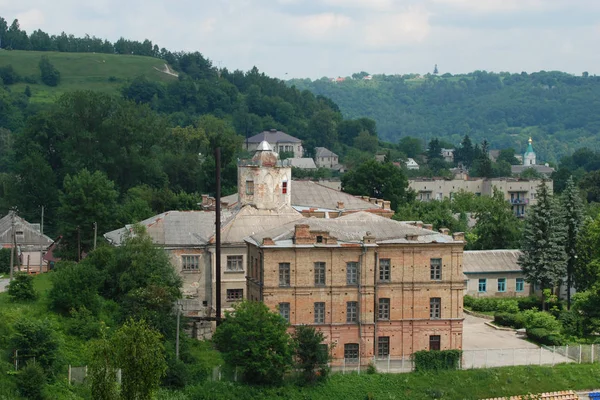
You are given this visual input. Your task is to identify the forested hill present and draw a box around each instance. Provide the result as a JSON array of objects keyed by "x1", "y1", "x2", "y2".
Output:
[{"x1": 288, "y1": 71, "x2": 600, "y2": 161}]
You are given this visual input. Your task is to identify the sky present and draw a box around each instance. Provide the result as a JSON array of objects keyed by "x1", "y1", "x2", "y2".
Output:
[{"x1": 3, "y1": 0, "x2": 600, "y2": 79}]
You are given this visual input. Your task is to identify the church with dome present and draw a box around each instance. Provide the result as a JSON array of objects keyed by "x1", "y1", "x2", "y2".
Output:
[{"x1": 511, "y1": 137, "x2": 555, "y2": 176}]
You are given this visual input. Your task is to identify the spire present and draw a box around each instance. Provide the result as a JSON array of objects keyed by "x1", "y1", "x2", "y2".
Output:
[{"x1": 524, "y1": 136, "x2": 536, "y2": 165}]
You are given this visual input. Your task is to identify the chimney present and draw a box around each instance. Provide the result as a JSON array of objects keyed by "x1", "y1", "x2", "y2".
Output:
[
  {"x1": 423, "y1": 224, "x2": 433, "y2": 230},
  {"x1": 262, "y1": 237, "x2": 275, "y2": 246},
  {"x1": 383, "y1": 200, "x2": 391, "y2": 210},
  {"x1": 294, "y1": 224, "x2": 313, "y2": 245},
  {"x1": 406, "y1": 234, "x2": 419, "y2": 241},
  {"x1": 416, "y1": 221, "x2": 423, "y2": 228},
  {"x1": 270, "y1": 128, "x2": 277, "y2": 132},
  {"x1": 363, "y1": 231, "x2": 376, "y2": 244},
  {"x1": 452, "y1": 232, "x2": 465, "y2": 241},
  {"x1": 337, "y1": 201, "x2": 344, "y2": 210},
  {"x1": 369, "y1": 197, "x2": 377, "y2": 204},
  {"x1": 439, "y1": 228, "x2": 450, "y2": 235},
  {"x1": 201, "y1": 194, "x2": 209, "y2": 207}
]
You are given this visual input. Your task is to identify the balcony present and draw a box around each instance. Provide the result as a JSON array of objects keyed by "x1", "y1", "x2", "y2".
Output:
[{"x1": 510, "y1": 198, "x2": 529, "y2": 205}]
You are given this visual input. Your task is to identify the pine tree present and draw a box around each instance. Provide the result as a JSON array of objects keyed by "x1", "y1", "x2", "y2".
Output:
[
  {"x1": 561, "y1": 176, "x2": 583, "y2": 309},
  {"x1": 518, "y1": 181, "x2": 567, "y2": 308}
]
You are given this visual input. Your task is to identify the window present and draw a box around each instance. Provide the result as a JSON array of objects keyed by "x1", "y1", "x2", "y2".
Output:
[
  {"x1": 15, "y1": 230, "x2": 24, "y2": 237},
  {"x1": 282, "y1": 181, "x2": 288, "y2": 194},
  {"x1": 378, "y1": 298, "x2": 390, "y2": 320},
  {"x1": 226, "y1": 255, "x2": 244, "y2": 272},
  {"x1": 516, "y1": 278, "x2": 524, "y2": 292},
  {"x1": 279, "y1": 302, "x2": 290, "y2": 322},
  {"x1": 377, "y1": 336, "x2": 390, "y2": 358},
  {"x1": 314, "y1": 302, "x2": 325, "y2": 324},
  {"x1": 430, "y1": 258, "x2": 442, "y2": 280},
  {"x1": 316, "y1": 235, "x2": 323, "y2": 243},
  {"x1": 279, "y1": 263, "x2": 290, "y2": 287},
  {"x1": 429, "y1": 335, "x2": 441, "y2": 351},
  {"x1": 314, "y1": 262, "x2": 326, "y2": 286},
  {"x1": 245, "y1": 180, "x2": 254, "y2": 195},
  {"x1": 344, "y1": 343, "x2": 359, "y2": 363},
  {"x1": 498, "y1": 278, "x2": 506, "y2": 292},
  {"x1": 430, "y1": 297, "x2": 441, "y2": 319},
  {"x1": 346, "y1": 262, "x2": 358, "y2": 285},
  {"x1": 226, "y1": 289, "x2": 243, "y2": 301},
  {"x1": 346, "y1": 301, "x2": 358, "y2": 323},
  {"x1": 478, "y1": 278, "x2": 487, "y2": 292},
  {"x1": 379, "y1": 258, "x2": 391, "y2": 282},
  {"x1": 182, "y1": 255, "x2": 200, "y2": 271}
]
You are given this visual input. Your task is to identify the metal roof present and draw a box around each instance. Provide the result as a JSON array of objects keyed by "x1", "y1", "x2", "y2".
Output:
[
  {"x1": 246, "y1": 211, "x2": 460, "y2": 246},
  {"x1": 220, "y1": 205, "x2": 303, "y2": 244},
  {"x1": 0, "y1": 212, "x2": 53, "y2": 247},
  {"x1": 256, "y1": 140, "x2": 273, "y2": 151},
  {"x1": 463, "y1": 250, "x2": 522, "y2": 274},
  {"x1": 511, "y1": 165, "x2": 555, "y2": 174},
  {"x1": 315, "y1": 147, "x2": 338, "y2": 158},
  {"x1": 247, "y1": 130, "x2": 302, "y2": 143},
  {"x1": 281, "y1": 158, "x2": 317, "y2": 169}
]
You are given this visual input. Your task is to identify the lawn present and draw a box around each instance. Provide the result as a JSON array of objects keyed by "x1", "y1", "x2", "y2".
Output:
[{"x1": 0, "y1": 50, "x2": 177, "y2": 103}]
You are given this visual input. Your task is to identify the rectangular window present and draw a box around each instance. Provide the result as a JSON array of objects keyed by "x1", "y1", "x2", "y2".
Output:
[
  {"x1": 430, "y1": 258, "x2": 442, "y2": 280},
  {"x1": 379, "y1": 258, "x2": 391, "y2": 282},
  {"x1": 226, "y1": 255, "x2": 244, "y2": 272},
  {"x1": 182, "y1": 255, "x2": 200, "y2": 271},
  {"x1": 314, "y1": 262, "x2": 326, "y2": 286},
  {"x1": 282, "y1": 181, "x2": 288, "y2": 194},
  {"x1": 498, "y1": 278, "x2": 506, "y2": 292},
  {"x1": 516, "y1": 278, "x2": 524, "y2": 292},
  {"x1": 430, "y1": 297, "x2": 441, "y2": 319},
  {"x1": 346, "y1": 262, "x2": 358, "y2": 285},
  {"x1": 344, "y1": 343, "x2": 359, "y2": 363},
  {"x1": 245, "y1": 180, "x2": 254, "y2": 195},
  {"x1": 478, "y1": 278, "x2": 487, "y2": 292},
  {"x1": 377, "y1": 336, "x2": 390, "y2": 358},
  {"x1": 346, "y1": 301, "x2": 358, "y2": 323},
  {"x1": 279, "y1": 263, "x2": 290, "y2": 287},
  {"x1": 314, "y1": 302, "x2": 325, "y2": 324},
  {"x1": 429, "y1": 335, "x2": 441, "y2": 351},
  {"x1": 226, "y1": 289, "x2": 243, "y2": 301},
  {"x1": 279, "y1": 302, "x2": 290, "y2": 322},
  {"x1": 378, "y1": 298, "x2": 390, "y2": 320}
]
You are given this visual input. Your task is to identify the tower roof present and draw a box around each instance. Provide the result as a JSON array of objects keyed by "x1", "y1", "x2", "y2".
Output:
[{"x1": 525, "y1": 137, "x2": 534, "y2": 155}]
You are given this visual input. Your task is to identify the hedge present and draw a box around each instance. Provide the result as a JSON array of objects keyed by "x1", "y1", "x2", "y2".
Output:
[
  {"x1": 464, "y1": 295, "x2": 542, "y2": 313},
  {"x1": 526, "y1": 328, "x2": 565, "y2": 346},
  {"x1": 494, "y1": 312, "x2": 525, "y2": 329},
  {"x1": 412, "y1": 350, "x2": 462, "y2": 372}
]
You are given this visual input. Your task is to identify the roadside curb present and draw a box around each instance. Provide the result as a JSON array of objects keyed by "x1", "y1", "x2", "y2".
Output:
[
  {"x1": 464, "y1": 308, "x2": 494, "y2": 320},
  {"x1": 484, "y1": 321, "x2": 515, "y2": 331}
]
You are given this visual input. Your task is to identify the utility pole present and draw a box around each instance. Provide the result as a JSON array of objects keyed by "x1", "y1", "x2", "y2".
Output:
[
  {"x1": 175, "y1": 302, "x2": 181, "y2": 360},
  {"x1": 77, "y1": 226, "x2": 81, "y2": 262},
  {"x1": 215, "y1": 147, "x2": 222, "y2": 326},
  {"x1": 93, "y1": 222, "x2": 97, "y2": 251},
  {"x1": 39, "y1": 206, "x2": 44, "y2": 274},
  {"x1": 9, "y1": 210, "x2": 15, "y2": 281}
]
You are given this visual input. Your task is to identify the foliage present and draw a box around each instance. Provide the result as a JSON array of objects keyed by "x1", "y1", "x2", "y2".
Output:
[
  {"x1": 571, "y1": 286, "x2": 600, "y2": 336},
  {"x1": 213, "y1": 301, "x2": 295, "y2": 385},
  {"x1": 561, "y1": 176, "x2": 584, "y2": 308},
  {"x1": 48, "y1": 261, "x2": 101, "y2": 314},
  {"x1": 526, "y1": 328, "x2": 565, "y2": 346},
  {"x1": 342, "y1": 159, "x2": 412, "y2": 211},
  {"x1": 494, "y1": 312, "x2": 525, "y2": 329},
  {"x1": 574, "y1": 214, "x2": 600, "y2": 291},
  {"x1": 65, "y1": 307, "x2": 103, "y2": 340},
  {"x1": 88, "y1": 332, "x2": 119, "y2": 400},
  {"x1": 7, "y1": 273, "x2": 38, "y2": 301},
  {"x1": 496, "y1": 300, "x2": 520, "y2": 314},
  {"x1": 412, "y1": 350, "x2": 462, "y2": 371},
  {"x1": 464, "y1": 295, "x2": 541, "y2": 313},
  {"x1": 293, "y1": 325, "x2": 330, "y2": 385},
  {"x1": 113, "y1": 318, "x2": 167, "y2": 400},
  {"x1": 9, "y1": 317, "x2": 59, "y2": 372},
  {"x1": 470, "y1": 188, "x2": 522, "y2": 250},
  {"x1": 521, "y1": 309, "x2": 562, "y2": 332},
  {"x1": 39, "y1": 55, "x2": 60, "y2": 86},
  {"x1": 519, "y1": 181, "x2": 567, "y2": 304},
  {"x1": 16, "y1": 361, "x2": 47, "y2": 400}
]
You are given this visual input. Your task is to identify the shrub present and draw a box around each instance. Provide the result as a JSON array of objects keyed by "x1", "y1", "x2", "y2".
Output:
[
  {"x1": 48, "y1": 261, "x2": 101, "y2": 314},
  {"x1": 7, "y1": 273, "x2": 38, "y2": 301},
  {"x1": 39, "y1": 56, "x2": 60, "y2": 86},
  {"x1": 16, "y1": 361, "x2": 46, "y2": 400},
  {"x1": 494, "y1": 312, "x2": 525, "y2": 329},
  {"x1": 527, "y1": 328, "x2": 565, "y2": 346},
  {"x1": 517, "y1": 296, "x2": 542, "y2": 311},
  {"x1": 463, "y1": 295, "x2": 475, "y2": 308},
  {"x1": 559, "y1": 309, "x2": 585, "y2": 337},
  {"x1": 0, "y1": 248, "x2": 10, "y2": 274},
  {"x1": 10, "y1": 318, "x2": 59, "y2": 372},
  {"x1": 497, "y1": 300, "x2": 519, "y2": 314},
  {"x1": 65, "y1": 307, "x2": 102, "y2": 340},
  {"x1": 412, "y1": 350, "x2": 462, "y2": 372},
  {"x1": 521, "y1": 309, "x2": 562, "y2": 332},
  {"x1": 0, "y1": 65, "x2": 20, "y2": 85}
]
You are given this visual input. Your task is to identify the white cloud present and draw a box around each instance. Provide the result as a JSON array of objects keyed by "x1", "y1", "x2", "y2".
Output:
[
  {"x1": 362, "y1": 6, "x2": 431, "y2": 48},
  {"x1": 15, "y1": 8, "x2": 45, "y2": 29}
]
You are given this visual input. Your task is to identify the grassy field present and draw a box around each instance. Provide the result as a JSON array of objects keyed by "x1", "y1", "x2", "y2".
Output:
[{"x1": 0, "y1": 50, "x2": 177, "y2": 103}]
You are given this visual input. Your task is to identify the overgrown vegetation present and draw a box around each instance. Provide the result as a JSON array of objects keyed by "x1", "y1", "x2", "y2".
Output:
[{"x1": 412, "y1": 350, "x2": 462, "y2": 372}]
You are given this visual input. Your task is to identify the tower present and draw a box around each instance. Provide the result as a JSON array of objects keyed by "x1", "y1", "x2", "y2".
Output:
[
  {"x1": 523, "y1": 137, "x2": 536, "y2": 166},
  {"x1": 238, "y1": 141, "x2": 291, "y2": 210}
]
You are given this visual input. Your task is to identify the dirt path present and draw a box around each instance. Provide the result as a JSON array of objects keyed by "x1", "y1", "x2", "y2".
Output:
[{"x1": 154, "y1": 63, "x2": 178, "y2": 77}]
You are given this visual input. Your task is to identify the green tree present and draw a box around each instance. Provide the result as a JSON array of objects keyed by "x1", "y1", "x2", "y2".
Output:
[
  {"x1": 471, "y1": 189, "x2": 521, "y2": 250},
  {"x1": 454, "y1": 135, "x2": 474, "y2": 168},
  {"x1": 293, "y1": 325, "x2": 330, "y2": 385},
  {"x1": 16, "y1": 361, "x2": 46, "y2": 400},
  {"x1": 10, "y1": 317, "x2": 59, "y2": 372},
  {"x1": 212, "y1": 301, "x2": 295, "y2": 385},
  {"x1": 574, "y1": 215, "x2": 600, "y2": 291},
  {"x1": 497, "y1": 148, "x2": 520, "y2": 165},
  {"x1": 48, "y1": 261, "x2": 101, "y2": 314},
  {"x1": 0, "y1": 247, "x2": 10, "y2": 274},
  {"x1": 39, "y1": 55, "x2": 60, "y2": 86},
  {"x1": 561, "y1": 176, "x2": 584, "y2": 308},
  {"x1": 341, "y1": 159, "x2": 412, "y2": 211},
  {"x1": 518, "y1": 181, "x2": 567, "y2": 307},
  {"x1": 88, "y1": 332, "x2": 119, "y2": 400},
  {"x1": 7, "y1": 273, "x2": 38, "y2": 302},
  {"x1": 57, "y1": 169, "x2": 119, "y2": 259},
  {"x1": 398, "y1": 136, "x2": 423, "y2": 158},
  {"x1": 470, "y1": 140, "x2": 493, "y2": 178},
  {"x1": 114, "y1": 319, "x2": 167, "y2": 400},
  {"x1": 426, "y1": 138, "x2": 443, "y2": 161},
  {"x1": 353, "y1": 130, "x2": 378, "y2": 153}
]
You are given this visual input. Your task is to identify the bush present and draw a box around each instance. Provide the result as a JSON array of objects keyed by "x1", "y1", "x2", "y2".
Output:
[
  {"x1": 65, "y1": 307, "x2": 102, "y2": 340},
  {"x1": 494, "y1": 312, "x2": 525, "y2": 329},
  {"x1": 0, "y1": 65, "x2": 20, "y2": 85},
  {"x1": 16, "y1": 361, "x2": 46, "y2": 400},
  {"x1": 39, "y1": 56, "x2": 60, "y2": 86},
  {"x1": 521, "y1": 309, "x2": 562, "y2": 332},
  {"x1": 517, "y1": 296, "x2": 542, "y2": 311},
  {"x1": 10, "y1": 318, "x2": 59, "y2": 372},
  {"x1": 412, "y1": 350, "x2": 462, "y2": 372},
  {"x1": 464, "y1": 295, "x2": 543, "y2": 313},
  {"x1": 527, "y1": 328, "x2": 565, "y2": 346},
  {"x1": 496, "y1": 300, "x2": 519, "y2": 314},
  {"x1": 0, "y1": 248, "x2": 10, "y2": 274},
  {"x1": 49, "y1": 261, "x2": 101, "y2": 314},
  {"x1": 7, "y1": 273, "x2": 38, "y2": 301}
]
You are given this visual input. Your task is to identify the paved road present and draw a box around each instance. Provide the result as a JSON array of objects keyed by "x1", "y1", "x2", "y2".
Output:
[
  {"x1": 0, "y1": 278, "x2": 9, "y2": 293},
  {"x1": 462, "y1": 314, "x2": 573, "y2": 368}
]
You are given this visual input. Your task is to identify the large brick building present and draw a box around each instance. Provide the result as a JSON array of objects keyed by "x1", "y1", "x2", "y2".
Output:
[{"x1": 245, "y1": 213, "x2": 465, "y2": 363}]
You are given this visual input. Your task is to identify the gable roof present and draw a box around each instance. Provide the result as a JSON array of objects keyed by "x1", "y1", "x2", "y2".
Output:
[
  {"x1": 281, "y1": 158, "x2": 317, "y2": 169},
  {"x1": 246, "y1": 211, "x2": 460, "y2": 247},
  {"x1": 0, "y1": 212, "x2": 53, "y2": 247},
  {"x1": 315, "y1": 147, "x2": 338, "y2": 158},
  {"x1": 511, "y1": 165, "x2": 554, "y2": 174},
  {"x1": 220, "y1": 205, "x2": 303, "y2": 244},
  {"x1": 247, "y1": 130, "x2": 301, "y2": 144},
  {"x1": 463, "y1": 250, "x2": 522, "y2": 274}
]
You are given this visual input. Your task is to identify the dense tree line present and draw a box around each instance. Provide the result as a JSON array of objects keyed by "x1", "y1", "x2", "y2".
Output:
[{"x1": 289, "y1": 71, "x2": 600, "y2": 161}]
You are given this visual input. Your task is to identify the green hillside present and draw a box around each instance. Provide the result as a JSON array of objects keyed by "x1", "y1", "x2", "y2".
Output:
[{"x1": 0, "y1": 50, "x2": 177, "y2": 103}]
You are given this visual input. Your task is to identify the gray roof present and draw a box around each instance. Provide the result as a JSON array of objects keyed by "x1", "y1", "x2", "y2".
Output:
[
  {"x1": 0, "y1": 212, "x2": 53, "y2": 247},
  {"x1": 463, "y1": 250, "x2": 522, "y2": 274},
  {"x1": 246, "y1": 211, "x2": 460, "y2": 247},
  {"x1": 247, "y1": 130, "x2": 301, "y2": 144},
  {"x1": 221, "y1": 205, "x2": 303, "y2": 244},
  {"x1": 511, "y1": 165, "x2": 555, "y2": 175},
  {"x1": 281, "y1": 158, "x2": 317, "y2": 169},
  {"x1": 315, "y1": 147, "x2": 338, "y2": 158}
]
